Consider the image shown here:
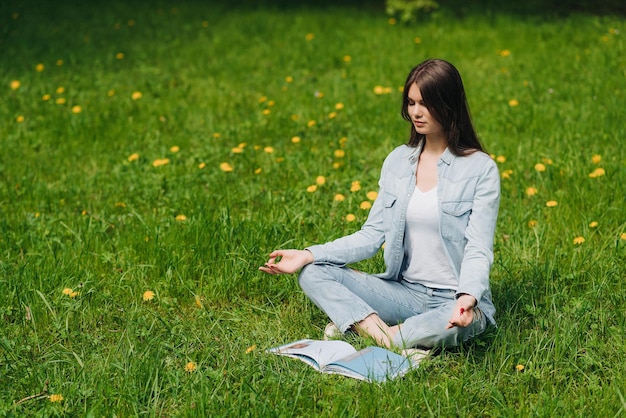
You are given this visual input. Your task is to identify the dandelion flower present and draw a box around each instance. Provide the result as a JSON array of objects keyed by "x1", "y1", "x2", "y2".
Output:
[
  {"x1": 220, "y1": 162, "x2": 234, "y2": 172},
  {"x1": 291, "y1": 136, "x2": 301, "y2": 144},
  {"x1": 198, "y1": 162, "x2": 206, "y2": 169},
  {"x1": 307, "y1": 120, "x2": 316, "y2": 128},
  {"x1": 170, "y1": 145, "x2": 180, "y2": 153},
  {"x1": 360, "y1": 201, "x2": 372, "y2": 210},
  {"x1": 107, "y1": 89, "x2": 115, "y2": 97},
  {"x1": 69, "y1": 291, "x2": 79, "y2": 298},
  {"x1": 254, "y1": 168, "x2": 262, "y2": 174},
  {"x1": 591, "y1": 154, "x2": 602, "y2": 164},
  {"x1": 332, "y1": 162, "x2": 342, "y2": 169},
  {"x1": 56, "y1": 59, "x2": 64, "y2": 66},
  {"x1": 213, "y1": 133, "x2": 221, "y2": 138},
  {"x1": 335, "y1": 103, "x2": 344, "y2": 110},
  {"x1": 508, "y1": 99, "x2": 519, "y2": 107},
  {"x1": 62, "y1": 288, "x2": 73, "y2": 295},
  {"x1": 388, "y1": 18, "x2": 397, "y2": 25},
  {"x1": 589, "y1": 221, "x2": 598, "y2": 228},
  {"x1": 496, "y1": 155, "x2": 506, "y2": 163},
  {"x1": 263, "y1": 146, "x2": 274, "y2": 154},
  {"x1": 528, "y1": 220, "x2": 538, "y2": 228},
  {"x1": 185, "y1": 361, "x2": 197, "y2": 372},
  {"x1": 231, "y1": 147, "x2": 244, "y2": 154},
  {"x1": 305, "y1": 33, "x2": 314, "y2": 41},
  {"x1": 573, "y1": 236, "x2": 585, "y2": 245},
  {"x1": 152, "y1": 158, "x2": 170, "y2": 167},
  {"x1": 328, "y1": 112, "x2": 337, "y2": 119},
  {"x1": 10, "y1": 80, "x2": 20, "y2": 90},
  {"x1": 115, "y1": 202, "x2": 126, "y2": 208},
  {"x1": 414, "y1": 37, "x2": 422, "y2": 44},
  {"x1": 35, "y1": 63, "x2": 45, "y2": 72},
  {"x1": 131, "y1": 91, "x2": 142, "y2": 100},
  {"x1": 16, "y1": 115, "x2": 24, "y2": 123},
  {"x1": 339, "y1": 137, "x2": 348, "y2": 146},
  {"x1": 285, "y1": 76, "x2": 293, "y2": 83},
  {"x1": 350, "y1": 181, "x2": 361, "y2": 192},
  {"x1": 501, "y1": 169, "x2": 513, "y2": 179},
  {"x1": 621, "y1": 233, "x2": 626, "y2": 240},
  {"x1": 306, "y1": 185, "x2": 317, "y2": 193},
  {"x1": 588, "y1": 168, "x2": 606, "y2": 178},
  {"x1": 175, "y1": 214, "x2": 187, "y2": 221},
  {"x1": 246, "y1": 345, "x2": 257, "y2": 353},
  {"x1": 515, "y1": 364, "x2": 524, "y2": 372},
  {"x1": 546, "y1": 200, "x2": 558, "y2": 207},
  {"x1": 262, "y1": 109, "x2": 271, "y2": 115},
  {"x1": 115, "y1": 52, "x2": 124, "y2": 60},
  {"x1": 42, "y1": 94, "x2": 51, "y2": 101},
  {"x1": 525, "y1": 187, "x2": 538, "y2": 197},
  {"x1": 49, "y1": 394, "x2": 64, "y2": 403},
  {"x1": 316, "y1": 176, "x2": 326, "y2": 186},
  {"x1": 334, "y1": 194, "x2": 345, "y2": 202},
  {"x1": 366, "y1": 191, "x2": 378, "y2": 201},
  {"x1": 143, "y1": 290, "x2": 155, "y2": 301},
  {"x1": 346, "y1": 214, "x2": 356, "y2": 222},
  {"x1": 334, "y1": 149, "x2": 345, "y2": 158},
  {"x1": 56, "y1": 86, "x2": 65, "y2": 94},
  {"x1": 128, "y1": 153, "x2": 139, "y2": 162},
  {"x1": 534, "y1": 163, "x2": 546, "y2": 172},
  {"x1": 71, "y1": 105, "x2": 82, "y2": 114},
  {"x1": 343, "y1": 55, "x2": 352, "y2": 62},
  {"x1": 56, "y1": 98, "x2": 66, "y2": 105}
]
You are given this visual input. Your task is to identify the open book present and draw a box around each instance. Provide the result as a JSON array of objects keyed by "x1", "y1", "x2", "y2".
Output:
[{"x1": 267, "y1": 339, "x2": 416, "y2": 383}]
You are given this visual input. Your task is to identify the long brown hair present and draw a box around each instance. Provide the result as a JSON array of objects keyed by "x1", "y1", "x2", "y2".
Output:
[{"x1": 401, "y1": 59, "x2": 484, "y2": 155}]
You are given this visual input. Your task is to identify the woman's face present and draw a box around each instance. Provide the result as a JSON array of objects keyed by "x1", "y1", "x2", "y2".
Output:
[{"x1": 407, "y1": 83, "x2": 444, "y2": 139}]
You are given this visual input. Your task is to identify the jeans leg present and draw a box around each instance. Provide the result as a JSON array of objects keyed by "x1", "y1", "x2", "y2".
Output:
[{"x1": 298, "y1": 264, "x2": 425, "y2": 333}]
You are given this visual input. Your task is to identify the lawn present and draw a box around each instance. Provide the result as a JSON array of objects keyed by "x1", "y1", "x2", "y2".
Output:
[{"x1": 1, "y1": 0, "x2": 625, "y2": 416}]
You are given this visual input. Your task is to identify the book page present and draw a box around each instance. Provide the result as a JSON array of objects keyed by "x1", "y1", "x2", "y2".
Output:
[
  {"x1": 323, "y1": 346, "x2": 414, "y2": 383},
  {"x1": 267, "y1": 339, "x2": 357, "y2": 370}
]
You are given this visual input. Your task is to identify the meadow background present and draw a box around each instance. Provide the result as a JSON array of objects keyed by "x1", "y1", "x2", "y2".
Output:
[{"x1": 1, "y1": 0, "x2": 625, "y2": 416}]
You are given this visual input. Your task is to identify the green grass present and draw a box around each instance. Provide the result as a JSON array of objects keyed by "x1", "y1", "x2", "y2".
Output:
[{"x1": 1, "y1": 0, "x2": 625, "y2": 416}]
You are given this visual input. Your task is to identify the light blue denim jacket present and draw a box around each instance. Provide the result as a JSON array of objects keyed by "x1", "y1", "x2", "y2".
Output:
[{"x1": 307, "y1": 142, "x2": 501, "y2": 325}]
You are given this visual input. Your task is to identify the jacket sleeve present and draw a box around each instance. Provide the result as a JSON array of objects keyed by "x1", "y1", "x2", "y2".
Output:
[{"x1": 456, "y1": 157, "x2": 500, "y2": 303}]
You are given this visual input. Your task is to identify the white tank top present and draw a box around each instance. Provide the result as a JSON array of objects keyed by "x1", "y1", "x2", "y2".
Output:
[{"x1": 402, "y1": 186, "x2": 457, "y2": 289}]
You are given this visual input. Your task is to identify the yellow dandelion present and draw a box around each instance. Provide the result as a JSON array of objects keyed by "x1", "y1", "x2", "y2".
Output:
[
  {"x1": 542, "y1": 157, "x2": 553, "y2": 165},
  {"x1": 591, "y1": 154, "x2": 601, "y2": 164},
  {"x1": 42, "y1": 94, "x2": 51, "y2": 101},
  {"x1": 258, "y1": 96, "x2": 267, "y2": 103},
  {"x1": 350, "y1": 181, "x2": 361, "y2": 192},
  {"x1": 202, "y1": 21, "x2": 209, "y2": 28},
  {"x1": 35, "y1": 63, "x2": 45, "y2": 72},
  {"x1": 332, "y1": 162, "x2": 342, "y2": 169},
  {"x1": 373, "y1": 86, "x2": 386, "y2": 95},
  {"x1": 508, "y1": 99, "x2": 519, "y2": 107},
  {"x1": 264, "y1": 146, "x2": 274, "y2": 153},
  {"x1": 285, "y1": 76, "x2": 293, "y2": 83},
  {"x1": 115, "y1": 52, "x2": 125, "y2": 60},
  {"x1": 314, "y1": 91, "x2": 324, "y2": 98},
  {"x1": 335, "y1": 103, "x2": 344, "y2": 110},
  {"x1": 220, "y1": 162, "x2": 234, "y2": 172},
  {"x1": 546, "y1": 200, "x2": 558, "y2": 207},
  {"x1": 515, "y1": 364, "x2": 524, "y2": 372},
  {"x1": 588, "y1": 168, "x2": 605, "y2": 178},
  {"x1": 589, "y1": 221, "x2": 598, "y2": 228},
  {"x1": 213, "y1": 133, "x2": 221, "y2": 138},
  {"x1": 621, "y1": 233, "x2": 626, "y2": 240},
  {"x1": 346, "y1": 214, "x2": 356, "y2": 222},
  {"x1": 573, "y1": 236, "x2": 585, "y2": 245},
  {"x1": 316, "y1": 176, "x2": 326, "y2": 186},
  {"x1": 334, "y1": 194, "x2": 345, "y2": 202},
  {"x1": 143, "y1": 290, "x2": 155, "y2": 301},
  {"x1": 254, "y1": 168, "x2": 262, "y2": 174},
  {"x1": 69, "y1": 291, "x2": 79, "y2": 298},
  {"x1": 328, "y1": 112, "x2": 337, "y2": 119},
  {"x1": 360, "y1": 201, "x2": 372, "y2": 210},
  {"x1": 414, "y1": 37, "x2": 422, "y2": 44},
  {"x1": 291, "y1": 136, "x2": 301, "y2": 144},
  {"x1": 195, "y1": 295, "x2": 204, "y2": 308},
  {"x1": 366, "y1": 191, "x2": 378, "y2": 201},
  {"x1": 56, "y1": 59, "x2": 64, "y2": 66},
  {"x1": 198, "y1": 162, "x2": 206, "y2": 169},
  {"x1": 534, "y1": 163, "x2": 546, "y2": 172},
  {"x1": 56, "y1": 86, "x2": 65, "y2": 94},
  {"x1": 262, "y1": 109, "x2": 271, "y2": 115},
  {"x1": 500, "y1": 50, "x2": 511, "y2": 57},
  {"x1": 49, "y1": 394, "x2": 64, "y2": 403},
  {"x1": 71, "y1": 105, "x2": 82, "y2": 114},
  {"x1": 127, "y1": 153, "x2": 139, "y2": 162},
  {"x1": 601, "y1": 35, "x2": 609, "y2": 42},
  {"x1": 305, "y1": 33, "x2": 314, "y2": 41},
  {"x1": 115, "y1": 202, "x2": 126, "y2": 208},
  {"x1": 339, "y1": 137, "x2": 348, "y2": 145},
  {"x1": 131, "y1": 91, "x2": 142, "y2": 100},
  {"x1": 334, "y1": 149, "x2": 345, "y2": 158},
  {"x1": 185, "y1": 361, "x2": 197, "y2": 372},
  {"x1": 267, "y1": 100, "x2": 275, "y2": 107},
  {"x1": 490, "y1": 154, "x2": 495, "y2": 160},
  {"x1": 56, "y1": 98, "x2": 66, "y2": 105},
  {"x1": 306, "y1": 185, "x2": 317, "y2": 193},
  {"x1": 528, "y1": 220, "x2": 538, "y2": 228},
  {"x1": 246, "y1": 344, "x2": 257, "y2": 353},
  {"x1": 501, "y1": 169, "x2": 513, "y2": 179},
  {"x1": 16, "y1": 115, "x2": 24, "y2": 123},
  {"x1": 107, "y1": 89, "x2": 115, "y2": 97},
  {"x1": 62, "y1": 288, "x2": 73, "y2": 295},
  {"x1": 152, "y1": 158, "x2": 170, "y2": 167},
  {"x1": 307, "y1": 120, "x2": 316, "y2": 128},
  {"x1": 10, "y1": 80, "x2": 20, "y2": 90},
  {"x1": 495, "y1": 155, "x2": 506, "y2": 163},
  {"x1": 343, "y1": 55, "x2": 352, "y2": 62},
  {"x1": 388, "y1": 18, "x2": 397, "y2": 25},
  {"x1": 231, "y1": 147, "x2": 244, "y2": 154},
  {"x1": 170, "y1": 145, "x2": 180, "y2": 153},
  {"x1": 175, "y1": 214, "x2": 187, "y2": 222},
  {"x1": 525, "y1": 186, "x2": 538, "y2": 197}
]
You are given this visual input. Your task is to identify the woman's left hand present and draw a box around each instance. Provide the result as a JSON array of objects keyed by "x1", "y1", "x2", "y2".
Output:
[{"x1": 445, "y1": 294, "x2": 477, "y2": 329}]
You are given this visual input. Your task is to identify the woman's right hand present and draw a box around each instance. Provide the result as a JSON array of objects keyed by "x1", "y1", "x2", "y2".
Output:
[{"x1": 258, "y1": 249, "x2": 314, "y2": 275}]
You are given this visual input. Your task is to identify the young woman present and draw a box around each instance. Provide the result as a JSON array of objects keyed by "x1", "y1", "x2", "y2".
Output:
[{"x1": 260, "y1": 59, "x2": 500, "y2": 351}]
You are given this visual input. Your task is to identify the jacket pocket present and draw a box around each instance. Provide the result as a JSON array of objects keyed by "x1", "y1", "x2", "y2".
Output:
[{"x1": 441, "y1": 200, "x2": 473, "y2": 242}]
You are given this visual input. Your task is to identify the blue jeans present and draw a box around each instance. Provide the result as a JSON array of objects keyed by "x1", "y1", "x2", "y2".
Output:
[{"x1": 298, "y1": 264, "x2": 487, "y2": 349}]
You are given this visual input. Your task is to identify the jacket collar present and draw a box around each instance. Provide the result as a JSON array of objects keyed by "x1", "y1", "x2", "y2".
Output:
[{"x1": 407, "y1": 140, "x2": 454, "y2": 166}]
